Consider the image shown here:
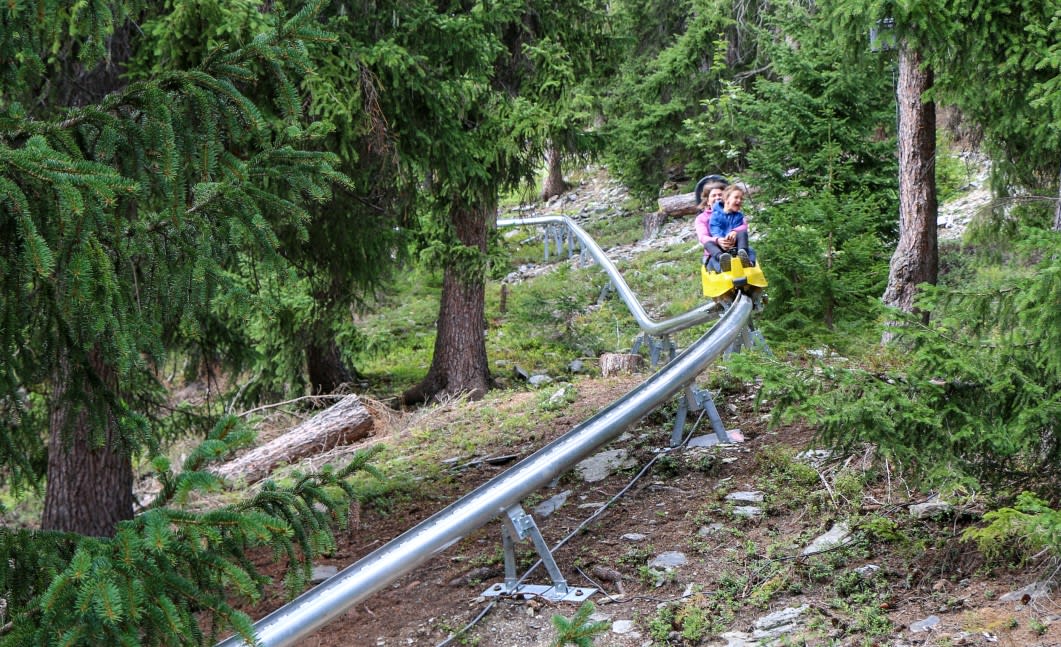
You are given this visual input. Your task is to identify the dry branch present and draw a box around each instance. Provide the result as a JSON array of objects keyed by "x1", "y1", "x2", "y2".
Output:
[{"x1": 212, "y1": 394, "x2": 374, "y2": 485}]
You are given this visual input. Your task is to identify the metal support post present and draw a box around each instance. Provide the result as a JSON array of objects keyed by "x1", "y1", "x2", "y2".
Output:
[
  {"x1": 670, "y1": 384, "x2": 731, "y2": 446},
  {"x1": 746, "y1": 325, "x2": 772, "y2": 356},
  {"x1": 552, "y1": 225, "x2": 565, "y2": 259},
  {"x1": 597, "y1": 281, "x2": 612, "y2": 305},
  {"x1": 482, "y1": 506, "x2": 596, "y2": 603},
  {"x1": 647, "y1": 334, "x2": 675, "y2": 368}
]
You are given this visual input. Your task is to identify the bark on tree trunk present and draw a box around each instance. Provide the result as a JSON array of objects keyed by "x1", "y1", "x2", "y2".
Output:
[
  {"x1": 43, "y1": 349, "x2": 133, "y2": 537},
  {"x1": 306, "y1": 338, "x2": 355, "y2": 394},
  {"x1": 540, "y1": 145, "x2": 570, "y2": 200},
  {"x1": 1054, "y1": 161, "x2": 1061, "y2": 231},
  {"x1": 882, "y1": 44, "x2": 938, "y2": 341},
  {"x1": 39, "y1": 24, "x2": 139, "y2": 539},
  {"x1": 211, "y1": 395, "x2": 374, "y2": 485},
  {"x1": 402, "y1": 200, "x2": 492, "y2": 405}
]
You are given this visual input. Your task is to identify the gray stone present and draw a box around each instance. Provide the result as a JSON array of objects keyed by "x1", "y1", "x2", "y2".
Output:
[
  {"x1": 612, "y1": 619, "x2": 635, "y2": 634},
  {"x1": 568, "y1": 359, "x2": 584, "y2": 373},
  {"x1": 529, "y1": 373, "x2": 553, "y2": 387},
  {"x1": 754, "y1": 604, "x2": 809, "y2": 631},
  {"x1": 802, "y1": 522, "x2": 852, "y2": 556},
  {"x1": 576, "y1": 448, "x2": 636, "y2": 483},
  {"x1": 909, "y1": 615, "x2": 940, "y2": 632},
  {"x1": 533, "y1": 490, "x2": 571, "y2": 518},
  {"x1": 731, "y1": 505, "x2": 763, "y2": 519},
  {"x1": 726, "y1": 490, "x2": 765, "y2": 504},
  {"x1": 649, "y1": 551, "x2": 687, "y2": 569},
  {"x1": 753, "y1": 623, "x2": 797, "y2": 642},
  {"x1": 909, "y1": 499, "x2": 952, "y2": 519},
  {"x1": 621, "y1": 532, "x2": 647, "y2": 542},
  {"x1": 311, "y1": 564, "x2": 339, "y2": 584},
  {"x1": 718, "y1": 631, "x2": 755, "y2": 647},
  {"x1": 999, "y1": 581, "x2": 1055, "y2": 602}
]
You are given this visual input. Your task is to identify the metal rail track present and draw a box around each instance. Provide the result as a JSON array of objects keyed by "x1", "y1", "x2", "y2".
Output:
[
  {"x1": 217, "y1": 216, "x2": 757, "y2": 646},
  {"x1": 216, "y1": 293, "x2": 753, "y2": 647},
  {"x1": 497, "y1": 215, "x2": 720, "y2": 336}
]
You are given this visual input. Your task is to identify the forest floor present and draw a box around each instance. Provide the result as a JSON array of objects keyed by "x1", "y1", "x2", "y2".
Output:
[
  {"x1": 239, "y1": 371, "x2": 1061, "y2": 647},
  {"x1": 231, "y1": 165, "x2": 1061, "y2": 646}
]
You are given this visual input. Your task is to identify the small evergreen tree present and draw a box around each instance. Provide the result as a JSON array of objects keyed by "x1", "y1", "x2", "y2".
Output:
[
  {"x1": 551, "y1": 600, "x2": 610, "y2": 647},
  {"x1": 739, "y1": 230, "x2": 1061, "y2": 490}
]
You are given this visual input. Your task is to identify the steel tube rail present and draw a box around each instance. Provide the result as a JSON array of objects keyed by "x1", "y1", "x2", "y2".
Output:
[
  {"x1": 217, "y1": 294, "x2": 752, "y2": 647},
  {"x1": 497, "y1": 215, "x2": 717, "y2": 336}
]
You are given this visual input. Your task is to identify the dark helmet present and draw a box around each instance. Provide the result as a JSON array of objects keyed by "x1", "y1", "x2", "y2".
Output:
[{"x1": 694, "y1": 174, "x2": 729, "y2": 205}]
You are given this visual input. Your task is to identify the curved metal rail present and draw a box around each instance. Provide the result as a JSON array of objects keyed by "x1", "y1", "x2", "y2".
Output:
[
  {"x1": 497, "y1": 215, "x2": 717, "y2": 336},
  {"x1": 216, "y1": 294, "x2": 753, "y2": 647}
]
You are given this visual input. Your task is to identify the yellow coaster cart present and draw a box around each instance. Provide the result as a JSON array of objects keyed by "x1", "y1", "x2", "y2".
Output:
[{"x1": 701, "y1": 255, "x2": 768, "y2": 311}]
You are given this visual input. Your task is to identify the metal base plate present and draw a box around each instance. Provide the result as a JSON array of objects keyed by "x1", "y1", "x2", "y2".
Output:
[{"x1": 480, "y1": 583, "x2": 598, "y2": 602}]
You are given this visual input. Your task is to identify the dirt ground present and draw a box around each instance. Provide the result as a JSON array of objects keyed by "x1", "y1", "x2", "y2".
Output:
[{"x1": 232, "y1": 374, "x2": 1061, "y2": 647}]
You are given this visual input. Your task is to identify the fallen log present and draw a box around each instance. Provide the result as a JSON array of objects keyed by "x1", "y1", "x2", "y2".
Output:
[
  {"x1": 656, "y1": 191, "x2": 700, "y2": 218},
  {"x1": 212, "y1": 394, "x2": 374, "y2": 485}
]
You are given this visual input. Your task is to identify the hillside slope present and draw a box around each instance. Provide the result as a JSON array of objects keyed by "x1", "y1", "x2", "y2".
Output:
[{"x1": 240, "y1": 166, "x2": 1060, "y2": 647}]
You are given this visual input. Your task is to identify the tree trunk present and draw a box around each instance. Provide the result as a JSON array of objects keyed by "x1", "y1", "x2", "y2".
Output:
[
  {"x1": 211, "y1": 395, "x2": 374, "y2": 485},
  {"x1": 402, "y1": 200, "x2": 492, "y2": 405},
  {"x1": 882, "y1": 44, "x2": 937, "y2": 341},
  {"x1": 42, "y1": 349, "x2": 133, "y2": 537},
  {"x1": 1054, "y1": 161, "x2": 1061, "y2": 231},
  {"x1": 540, "y1": 144, "x2": 570, "y2": 200},
  {"x1": 306, "y1": 337, "x2": 355, "y2": 394}
]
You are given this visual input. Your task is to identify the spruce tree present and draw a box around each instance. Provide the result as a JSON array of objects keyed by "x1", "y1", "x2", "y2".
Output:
[
  {"x1": 1, "y1": 0, "x2": 348, "y2": 537},
  {"x1": 126, "y1": 0, "x2": 411, "y2": 399},
  {"x1": 0, "y1": 3, "x2": 388, "y2": 644}
]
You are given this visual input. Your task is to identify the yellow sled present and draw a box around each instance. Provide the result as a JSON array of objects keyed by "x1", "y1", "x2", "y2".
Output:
[{"x1": 701, "y1": 256, "x2": 768, "y2": 299}]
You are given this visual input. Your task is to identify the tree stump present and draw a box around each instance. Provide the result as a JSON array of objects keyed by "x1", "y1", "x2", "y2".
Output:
[
  {"x1": 642, "y1": 210, "x2": 666, "y2": 239},
  {"x1": 212, "y1": 395, "x2": 374, "y2": 485},
  {"x1": 599, "y1": 352, "x2": 644, "y2": 377}
]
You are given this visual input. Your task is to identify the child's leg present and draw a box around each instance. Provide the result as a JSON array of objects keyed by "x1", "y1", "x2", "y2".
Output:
[
  {"x1": 735, "y1": 230, "x2": 749, "y2": 251},
  {"x1": 735, "y1": 231, "x2": 755, "y2": 266},
  {"x1": 704, "y1": 241, "x2": 724, "y2": 271}
]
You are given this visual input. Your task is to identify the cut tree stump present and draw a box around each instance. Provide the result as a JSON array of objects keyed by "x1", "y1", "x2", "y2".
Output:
[
  {"x1": 212, "y1": 395, "x2": 374, "y2": 485},
  {"x1": 599, "y1": 352, "x2": 644, "y2": 377}
]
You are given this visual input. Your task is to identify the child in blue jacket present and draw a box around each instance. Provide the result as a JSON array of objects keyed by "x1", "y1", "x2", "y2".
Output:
[{"x1": 697, "y1": 185, "x2": 755, "y2": 272}]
